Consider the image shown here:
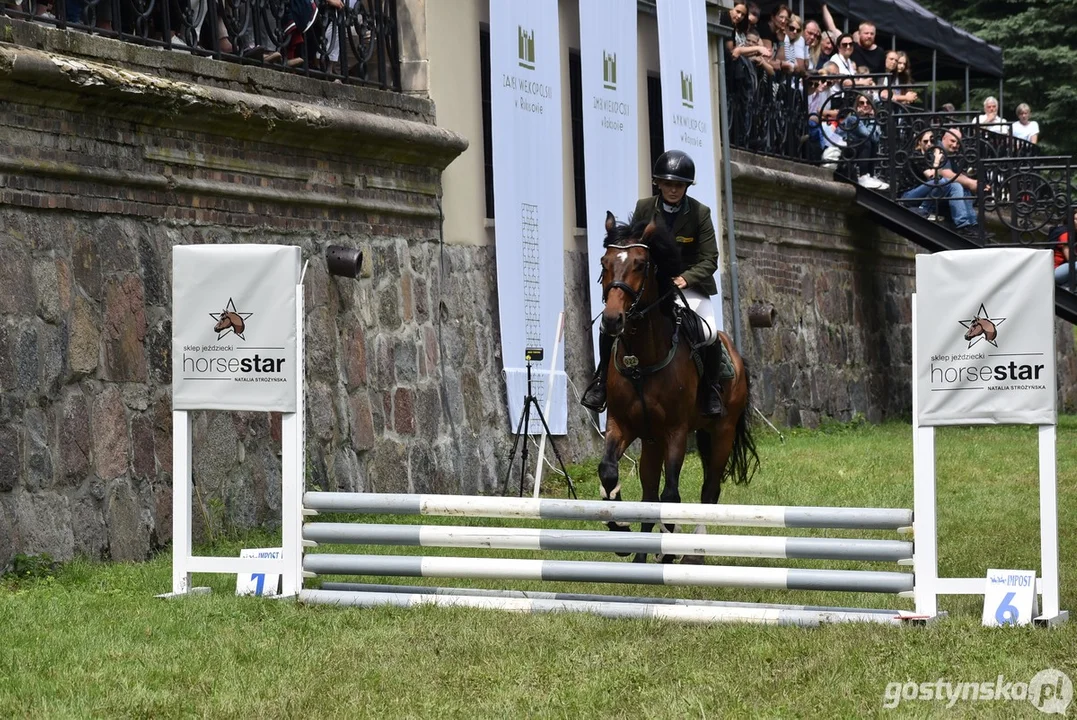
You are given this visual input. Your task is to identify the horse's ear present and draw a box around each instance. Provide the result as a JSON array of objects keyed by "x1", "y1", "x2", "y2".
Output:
[
  {"x1": 605, "y1": 211, "x2": 616, "y2": 233},
  {"x1": 642, "y1": 219, "x2": 658, "y2": 240}
]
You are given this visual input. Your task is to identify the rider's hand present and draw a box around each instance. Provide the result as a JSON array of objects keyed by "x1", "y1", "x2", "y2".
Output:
[{"x1": 674, "y1": 276, "x2": 687, "y2": 289}]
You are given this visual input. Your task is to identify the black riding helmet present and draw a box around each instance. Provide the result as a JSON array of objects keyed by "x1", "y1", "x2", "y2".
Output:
[{"x1": 652, "y1": 150, "x2": 696, "y2": 185}]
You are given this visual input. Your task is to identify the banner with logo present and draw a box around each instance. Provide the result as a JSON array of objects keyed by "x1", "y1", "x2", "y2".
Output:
[
  {"x1": 172, "y1": 245, "x2": 301, "y2": 412},
  {"x1": 915, "y1": 249, "x2": 1055, "y2": 426},
  {"x1": 490, "y1": 0, "x2": 567, "y2": 434},
  {"x1": 657, "y1": 0, "x2": 723, "y2": 330},
  {"x1": 580, "y1": 0, "x2": 637, "y2": 429}
]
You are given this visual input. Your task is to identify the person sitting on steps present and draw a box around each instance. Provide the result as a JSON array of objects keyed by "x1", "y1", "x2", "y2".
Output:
[{"x1": 581, "y1": 149, "x2": 724, "y2": 417}]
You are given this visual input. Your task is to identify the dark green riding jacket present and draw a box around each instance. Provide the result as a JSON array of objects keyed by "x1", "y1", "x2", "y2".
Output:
[{"x1": 628, "y1": 195, "x2": 719, "y2": 296}]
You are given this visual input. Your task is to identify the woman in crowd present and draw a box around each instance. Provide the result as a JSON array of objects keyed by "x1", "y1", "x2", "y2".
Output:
[
  {"x1": 725, "y1": 2, "x2": 767, "y2": 61},
  {"x1": 977, "y1": 96, "x2": 1009, "y2": 134},
  {"x1": 888, "y1": 51, "x2": 919, "y2": 104},
  {"x1": 815, "y1": 32, "x2": 835, "y2": 70},
  {"x1": 784, "y1": 14, "x2": 809, "y2": 75},
  {"x1": 829, "y1": 33, "x2": 856, "y2": 75},
  {"x1": 1012, "y1": 104, "x2": 1040, "y2": 144}
]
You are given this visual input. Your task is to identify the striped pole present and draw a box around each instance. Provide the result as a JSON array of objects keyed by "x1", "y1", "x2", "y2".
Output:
[
  {"x1": 303, "y1": 493, "x2": 913, "y2": 530},
  {"x1": 319, "y1": 582, "x2": 909, "y2": 616},
  {"x1": 303, "y1": 523, "x2": 913, "y2": 562},
  {"x1": 303, "y1": 554, "x2": 915, "y2": 594},
  {"x1": 300, "y1": 589, "x2": 908, "y2": 626}
]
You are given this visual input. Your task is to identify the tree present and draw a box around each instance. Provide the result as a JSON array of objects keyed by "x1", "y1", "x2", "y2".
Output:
[{"x1": 918, "y1": 0, "x2": 1077, "y2": 155}]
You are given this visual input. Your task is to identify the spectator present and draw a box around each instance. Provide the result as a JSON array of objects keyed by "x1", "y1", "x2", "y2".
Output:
[
  {"x1": 850, "y1": 21, "x2": 886, "y2": 74},
  {"x1": 815, "y1": 32, "x2": 835, "y2": 70},
  {"x1": 829, "y1": 33, "x2": 856, "y2": 75},
  {"x1": 757, "y1": 3, "x2": 788, "y2": 54},
  {"x1": 842, "y1": 94, "x2": 887, "y2": 189},
  {"x1": 807, "y1": 69, "x2": 837, "y2": 117},
  {"x1": 901, "y1": 130, "x2": 943, "y2": 218},
  {"x1": 785, "y1": 14, "x2": 809, "y2": 75},
  {"x1": 940, "y1": 103, "x2": 956, "y2": 112},
  {"x1": 887, "y1": 51, "x2": 919, "y2": 105},
  {"x1": 911, "y1": 128, "x2": 983, "y2": 236},
  {"x1": 804, "y1": 20, "x2": 825, "y2": 68},
  {"x1": 1012, "y1": 104, "x2": 1040, "y2": 144},
  {"x1": 744, "y1": 29, "x2": 775, "y2": 77},
  {"x1": 1052, "y1": 211, "x2": 1077, "y2": 285},
  {"x1": 746, "y1": 2, "x2": 761, "y2": 34},
  {"x1": 977, "y1": 96, "x2": 1009, "y2": 134}
]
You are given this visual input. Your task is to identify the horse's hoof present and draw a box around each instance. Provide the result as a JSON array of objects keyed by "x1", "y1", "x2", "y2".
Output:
[
  {"x1": 632, "y1": 553, "x2": 648, "y2": 563},
  {"x1": 614, "y1": 551, "x2": 632, "y2": 558},
  {"x1": 659, "y1": 553, "x2": 679, "y2": 564},
  {"x1": 681, "y1": 555, "x2": 705, "y2": 565}
]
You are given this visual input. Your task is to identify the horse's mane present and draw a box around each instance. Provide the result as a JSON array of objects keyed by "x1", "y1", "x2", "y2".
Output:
[{"x1": 604, "y1": 217, "x2": 682, "y2": 313}]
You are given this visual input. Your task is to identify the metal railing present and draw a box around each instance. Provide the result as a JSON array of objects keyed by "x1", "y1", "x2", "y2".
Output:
[
  {"x1": 723, "y1": 59, "x2": 1076, "y2": 291},
  {"x1": 1, "y1": 0, "x2": 400, "y2": 89}
]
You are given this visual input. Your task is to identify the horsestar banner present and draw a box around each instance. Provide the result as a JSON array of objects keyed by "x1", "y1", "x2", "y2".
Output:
[
  {"x1": 172, "y1": 244, "x2": 300, "y2": 412},
  {"x1": 915, "y1": 248, "x2": 1055, "y2": 426},
  {"x1": 657, "y1": 0, "x2": 723, "y2": 330},
  {"x1": 490, "y1": 0, "x2": 567, "y2": 433},
  {"x1": 580, "y1": 0, "x2": 638, "y2": 430}
]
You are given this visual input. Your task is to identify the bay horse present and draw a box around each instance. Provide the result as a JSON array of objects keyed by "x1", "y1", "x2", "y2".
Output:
[{"x1": 596, "y1": 212, "x2": 757, "y2": 563}]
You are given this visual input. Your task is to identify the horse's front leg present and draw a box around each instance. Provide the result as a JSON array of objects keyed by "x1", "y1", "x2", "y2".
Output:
[
  {"x1": 657, "y1": 429, "x2": 688, "y2": 564},
  {"x1": 633, "y1": 442, "x2": 663, "y2": 563},
  {"x1": 599, "y1": 421, "x2": 635, "y2": 555}
]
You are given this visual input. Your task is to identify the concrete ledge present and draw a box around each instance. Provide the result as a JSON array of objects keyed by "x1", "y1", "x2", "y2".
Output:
[
  {"x1": 729, "y1": 153, "x2": 855, "y2": 205},
  {"x1": 0, "y1": 40, "x2": 468, "y2": 168}
]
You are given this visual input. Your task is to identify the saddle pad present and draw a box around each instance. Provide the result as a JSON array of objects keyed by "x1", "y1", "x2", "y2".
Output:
[{"x1": 719, "y1": 341, "x2": 736, "y2": 380}]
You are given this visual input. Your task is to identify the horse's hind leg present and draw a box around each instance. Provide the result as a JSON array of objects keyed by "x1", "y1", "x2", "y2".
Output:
[
  {"x1": 633, "y1": 442, "x2": 663, "y2": 563},
  {"x1": 598, "y1": 424, "x2": 634, "y2": 555}
]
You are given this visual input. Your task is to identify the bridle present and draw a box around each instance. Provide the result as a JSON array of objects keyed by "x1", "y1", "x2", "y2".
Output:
[{"x1": 600, "y1": 243, "x2": 676, "y2": 324}]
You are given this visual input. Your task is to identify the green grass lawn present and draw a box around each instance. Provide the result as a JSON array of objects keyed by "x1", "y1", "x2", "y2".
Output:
[{"x1": 2, "y1": 419, "x2": 1076, "y2": 718}]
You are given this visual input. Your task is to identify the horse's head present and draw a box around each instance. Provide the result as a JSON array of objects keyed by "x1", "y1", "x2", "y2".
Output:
[
  {"x1": 964, "y1": 316, "x2": 997, "y2": 342},
  {"x1": 598, "y1": 211, "x2": 680, "y2": 336},
  {"x1": 214, "y1": 311, "x2": 233, "y2": 333},
  {"x1": 214, "y1": 311, "x2": 245, "y2": 335}
]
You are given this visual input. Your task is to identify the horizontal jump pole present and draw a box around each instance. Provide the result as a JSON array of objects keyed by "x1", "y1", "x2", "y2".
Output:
[
  {"x1": 303, "y1": 493, "x2": 913, "y2": 530},
  {"x1": 319, "y1": 582, "x2": 908, "y2": 616},
  {"x1": 299, "y1": 589, "x2": 907, "y2": 626},
  {"x1": 303, "y1": 554, "x2": 915, "y2": 594},
  {"x1": 303, "y1": 523, "x2": 913, "y2": 562}
]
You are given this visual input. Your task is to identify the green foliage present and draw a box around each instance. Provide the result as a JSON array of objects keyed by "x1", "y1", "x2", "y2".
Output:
[
  {"x1": 8, "y1": 553, "x2": 60, "y2": 580},
  {"x1": 919, "y1": 0, "x2": 1077, "y2": 155}
]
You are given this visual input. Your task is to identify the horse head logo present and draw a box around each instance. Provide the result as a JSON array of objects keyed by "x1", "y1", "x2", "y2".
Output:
[
  {"x1": 959, "y1": 303, "x2": 1005, "y2": 348},
  {"x1": 214, "y1": 310, "x2": 245, "y2": 337},
  {"x1": 208, "y1": 298, "x2": 252, "y2": 340}
]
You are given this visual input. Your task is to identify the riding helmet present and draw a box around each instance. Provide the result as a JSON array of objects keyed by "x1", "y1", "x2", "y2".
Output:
[{"x1": 652, "y1": 150, "x2": 696, "y2": 184}]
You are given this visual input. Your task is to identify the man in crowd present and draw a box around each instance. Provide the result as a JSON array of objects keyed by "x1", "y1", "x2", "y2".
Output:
[{"x1": 850, "y1": 21, "x2": 886, "y2": 74}]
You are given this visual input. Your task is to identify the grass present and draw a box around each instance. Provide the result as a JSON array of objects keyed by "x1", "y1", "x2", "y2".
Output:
[{"x1": 2, "y1": 419, "x2": 1077, "y2": 718}]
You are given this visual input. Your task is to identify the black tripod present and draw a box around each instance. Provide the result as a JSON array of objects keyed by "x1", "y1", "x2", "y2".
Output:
[{"x1": 502, "y1": 357, "x2": 577, "y2": 498}]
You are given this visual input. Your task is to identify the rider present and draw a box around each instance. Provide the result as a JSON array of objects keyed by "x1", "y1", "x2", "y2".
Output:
[{"x1": 581, "y1": 149, "x2": 724, "y2": 416}]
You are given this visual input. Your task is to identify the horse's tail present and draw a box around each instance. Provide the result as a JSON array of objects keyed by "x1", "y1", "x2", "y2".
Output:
[{"x1": 724, "y1": 361, "x2": 759, "y2": 485}]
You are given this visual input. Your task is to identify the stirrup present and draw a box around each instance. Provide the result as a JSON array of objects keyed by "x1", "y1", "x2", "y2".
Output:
[{"x1": 580, "y1": 375, "x2": 607, "y2": 412}]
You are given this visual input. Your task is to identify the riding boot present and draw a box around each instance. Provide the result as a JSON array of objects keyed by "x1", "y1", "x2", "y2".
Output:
[
  {"x1": 700, "y1": 343, "x2": 726, "y2": 417},
  {"x1": 581, "y1": 334, "x2": 615, "y2": 412}
]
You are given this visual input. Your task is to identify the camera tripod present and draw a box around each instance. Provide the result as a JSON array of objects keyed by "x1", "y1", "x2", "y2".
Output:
[{"x1": 502, "y1": 357, "x2": 577, "y2": 499}]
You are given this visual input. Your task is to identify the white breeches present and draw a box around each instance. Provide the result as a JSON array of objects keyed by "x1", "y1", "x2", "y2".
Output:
[{"x1": 676, "y1": 288, "x2": 717, "y2": 346}]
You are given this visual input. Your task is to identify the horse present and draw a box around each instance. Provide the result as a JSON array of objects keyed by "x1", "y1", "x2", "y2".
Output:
[
  {"x1": 596, "y1": 211, "x2": 758, "y2": 563},
  {"x1": 214, "y1": 310, "x2": 246, "y2": 337}
]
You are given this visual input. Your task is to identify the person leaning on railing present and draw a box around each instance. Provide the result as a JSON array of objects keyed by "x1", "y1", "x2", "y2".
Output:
[
  {"x1": 1012, "y1": 104, "x2": 1040, "y2": 144},
  {"x1": 900, "y1": 128, "x2": 984, "y2": 237}
]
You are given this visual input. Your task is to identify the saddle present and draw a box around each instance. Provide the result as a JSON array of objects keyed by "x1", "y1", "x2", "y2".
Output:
[{"x1": 674, "y1": 306, "x2": 736, "y2": 381}]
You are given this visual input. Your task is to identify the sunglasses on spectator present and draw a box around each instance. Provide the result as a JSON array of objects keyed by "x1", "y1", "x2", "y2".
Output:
[
  {"x1": 840, "y1": 42, "x2": 854, "y2": 47},
  {"x1": 789, "y1": 25, "x2": 801, "y2": 32}
]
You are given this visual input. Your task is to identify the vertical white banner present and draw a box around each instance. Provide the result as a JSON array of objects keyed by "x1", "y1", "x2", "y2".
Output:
[
  {"x1": 657, "y1": 0, "x2": 723, "y2": 330},
  {"x1": 580, "y1": 0, "x2": 638, "y2": 430},
  {"x1": 490, "y1": 0, "x2": 567, "y2": 434}
]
